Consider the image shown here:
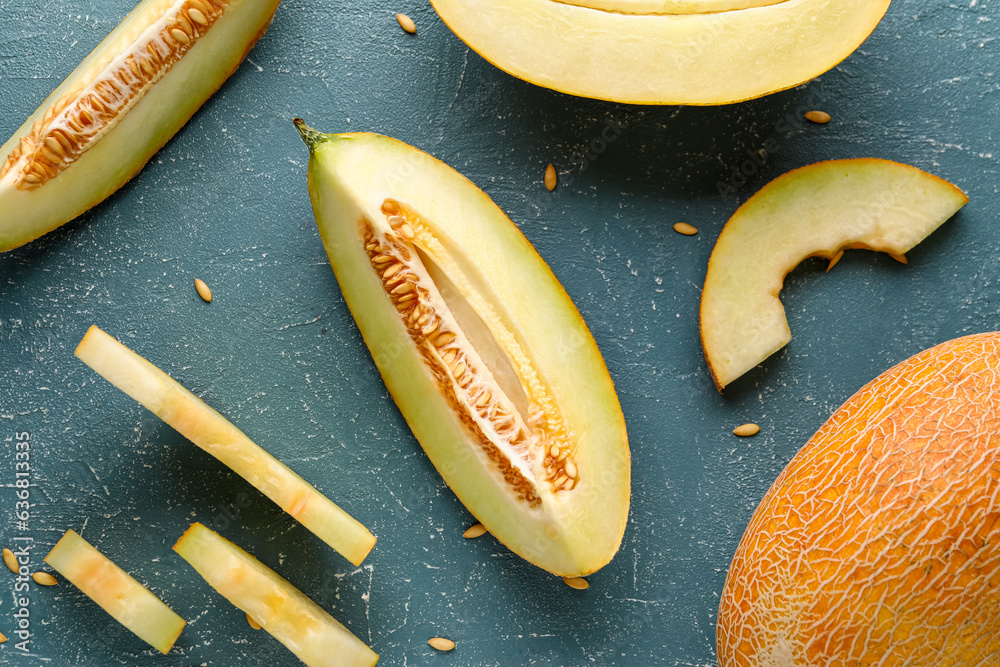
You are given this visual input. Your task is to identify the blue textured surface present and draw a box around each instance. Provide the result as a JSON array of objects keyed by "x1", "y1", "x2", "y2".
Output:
[{"x1": 0, "y1": 0, "x2": 993, "y2": 665}]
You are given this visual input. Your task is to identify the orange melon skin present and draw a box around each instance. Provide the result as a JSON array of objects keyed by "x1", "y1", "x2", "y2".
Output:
[{"x1": 717, "y1": 332, "x2": 1000, "y2": 666}]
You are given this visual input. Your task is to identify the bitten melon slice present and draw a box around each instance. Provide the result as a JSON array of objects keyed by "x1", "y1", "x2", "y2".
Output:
[
  {"x1": 700, "y1": 159, "x2": 968, "y2": 391},
  {"x1": 0, "y1": 0, "x2": 281, "y2": 252},
  {"x1": 295, "y1": 121, "x2": 630, "y2": 578},
  {"x1": 430, "y1": 0, "x2": 891, "y2": 104},
  {"x1": 718, "y1": 332, "x2": 1000, "y2": 665},
  {"x1": 173, "y1": 523, "x2": 378, "y2": 667},
  {"x1": 44, "y1": 529, "x2": 185, "y2": 654},
  {"x1": 75, "y1": 325, "x2": 376, "y2": 566}
]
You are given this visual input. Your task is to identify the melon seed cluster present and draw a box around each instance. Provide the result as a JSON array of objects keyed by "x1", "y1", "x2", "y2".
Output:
[
  {"x1": 364, "y1": 199, "x2": 581, "y2": 506},
  {"x1": 0, "y1": 0, "x2": 224, "y2": 189}
]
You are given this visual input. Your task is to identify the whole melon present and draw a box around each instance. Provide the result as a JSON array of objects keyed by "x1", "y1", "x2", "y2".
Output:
[{"x1": 718, "y1": 332, "x2": 1000, "y2": 666}]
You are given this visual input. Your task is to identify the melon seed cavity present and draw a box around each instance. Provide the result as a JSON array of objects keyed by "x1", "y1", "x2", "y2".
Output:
[
  {"x1": 362, "y1": 199, "x2": 581, "y2": 508},
  {"x1": 0, "y1": 0, "x2": 227, "y2": 190},
  {"x1": 428, "y1": 637, "x2": 456, "y2": 651},
  {"x1": 397, "y1": 13, "x2": 416, "y2": 34}
]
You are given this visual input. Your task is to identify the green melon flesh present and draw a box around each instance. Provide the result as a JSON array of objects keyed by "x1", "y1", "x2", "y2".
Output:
[
  {"x1": 44, "y1": 529, "x2": 186, "y2": 654},
  {"x1": 75, "y1": 325, "x2": 376, "y2": 566},
  {"x1": 174, "y1": 523, "x2": 378, "y2": 667},
  {"x1": 295, "y1": 120, "x2": 630, "y2": 577},
  {"x1": 0, "y1": 0, "x2": 281, "y2": 252}
]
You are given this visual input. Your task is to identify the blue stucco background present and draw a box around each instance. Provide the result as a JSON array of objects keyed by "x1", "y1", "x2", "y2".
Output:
[{"x1": 0, "y1": 0, "x2": 995, "y2": 665}]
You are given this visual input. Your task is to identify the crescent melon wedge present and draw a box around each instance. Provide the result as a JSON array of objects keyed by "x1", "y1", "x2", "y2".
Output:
[
  {"x1": 700, "y1": 159, "x2": 968, "y2": 391},
  {"x1": 294, "y1": 120, "x2": 630, "y2": 578}
]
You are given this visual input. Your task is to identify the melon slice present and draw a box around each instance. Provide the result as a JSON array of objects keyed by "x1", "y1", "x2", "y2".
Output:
[
  {"x1": 173, "y1": 523, "x2": 378, "y2": 667},
  {"x1": 0, "y1": 0, "x2": 282, "y2": 252},
  {"x1": 700, "y1": 159, "x2": 968, "y2": 391},
  {"x1": 429, "y1": 0, "x2": 892, "y2": 104},
  {"x1": 295, "y1": 120, "x2": 630, "y2": 578},
  {"x1": 75, "y1": 325, "x2": 376, "y2": 566},
  {"x1": 718, "y1": 332, "x2": 1000, "y2": 665},
  {"x1": 44, "y1": 529, "x2": 185, "y2": 654}
]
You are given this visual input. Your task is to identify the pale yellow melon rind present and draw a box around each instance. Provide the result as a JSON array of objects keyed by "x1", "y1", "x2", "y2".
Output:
[
  {"x1": 717, "y1": 332, "x2": 1000, "y2": 665},
  {"x1": 173, "y1": 523, "x2": 379, "y2": 667},
  {"x1": 74, "y1": 325, "x2": 376, "y2": 566},
  {"x1": 44, "y1": 529, "x2": 186, "y2": 654},
  {"x1": 0, "y1": 0, "x2": 282, "y2": 252},
  {"x1": 302, "y1": 129, "x2": 630, "y2": 577},
  {"x1": 700, "y1": 158, "x2": 968, "y2": 391},
  {"x1": 430, "y1": 0, "x2": 891, "y2": 105}
]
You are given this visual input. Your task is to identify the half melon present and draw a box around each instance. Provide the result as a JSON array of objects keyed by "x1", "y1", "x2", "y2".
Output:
[
  {"x1": 0, "y1": 0, "x2": 281, "y2": 252},
  {"x1": 295, "y1": 120, "x2": 630, "y2": 577},
  {"x1": 718, "y1": 332, "x2": 1000, "y2": 665}
]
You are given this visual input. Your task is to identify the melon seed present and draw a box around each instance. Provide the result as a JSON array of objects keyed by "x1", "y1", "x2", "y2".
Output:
[
  {"x1": 195, "y1": 278, "x2": 212, "y2": 302},
  {"x1": 463, "y1": 523, "x2": 487, "y2": 539},
  {"x1": 733, "y1": 423, "x2": 760, "y2": 437},
  {"x1": 170, "y1": 28, "x2": 192, "y2": 45},
  {"x1": 562, "y1": 576, "x2": 589, "y2": 590},
  {"x1": 2, "y1": 548, "x2": 17, "y2": 574},
  {"x1": 247, "y1": 613, "x2": 262, "y2": 630},
  {"x1": 397, "y1": 13, "x2": 417, "y2": 34},
  {"x1": 804, "y1": 110, "x2": 832, "y2": 124},
  {"x1": 188, "y1": 8, "x2": 209, "y2": 26},
  {"x1": 0, "y1": 631, "x2": 6, "y2": 643},
  {"x1": 32, "y1": 572, "x2": 57, "y2": 586},
  {"x1": 544, "y1": 163, "x2": 557, "y2": 191},
  {"x1": 890, "y1": 253, "x2": 908, "y2": 264},
  {"x1": 673, "y1": 222, "x2": 698, "y2": 236},
  {"x1": 428, "y1": 637, "x2": 456, "y2": 651},
  {"x1": 827, "y1": 250, "x2": 844, "y2": 272}
]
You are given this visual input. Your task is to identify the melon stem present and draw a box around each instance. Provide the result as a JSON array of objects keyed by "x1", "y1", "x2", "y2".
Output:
[{"x1": 293, "y1": 118, "x2": 327, "y2": 152}]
